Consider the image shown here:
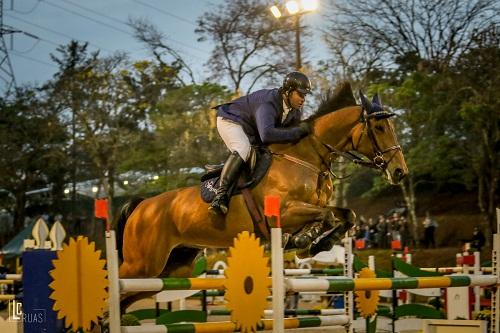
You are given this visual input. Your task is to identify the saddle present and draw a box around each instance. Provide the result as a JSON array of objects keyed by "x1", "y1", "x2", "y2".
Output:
[{"x1": 200, "y1": 146, "x2": 272, "y2": 204}]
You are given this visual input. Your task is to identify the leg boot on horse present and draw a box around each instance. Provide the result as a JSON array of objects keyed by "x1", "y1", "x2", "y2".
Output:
[
  {"x1": 310, "y1": 207, "x2": 356, "y2": 256},
  {"x1": 209, "y1": 151, "x2": 245, "y2": 215}
]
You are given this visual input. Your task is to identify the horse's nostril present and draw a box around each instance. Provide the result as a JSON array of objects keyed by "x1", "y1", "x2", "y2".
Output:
[{"x1": 394, "y1": 168, "x2": 405, "y2": 181}]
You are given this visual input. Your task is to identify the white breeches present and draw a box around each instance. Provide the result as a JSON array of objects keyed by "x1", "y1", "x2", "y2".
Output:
[{"x1": 217, "y1": 117, "x2": 251, "y2": 161}]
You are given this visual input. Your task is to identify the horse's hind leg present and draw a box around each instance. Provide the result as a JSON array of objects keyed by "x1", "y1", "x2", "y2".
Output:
[
  {"x1": 120, "y1": 248, "x2": 202, "y2": 313},
  {"x1": 119, "y1": 247, "x2": 175, "y2": 311},
  {"x1": 161, "y1": 247, "x2": 203, "y2": 278}
]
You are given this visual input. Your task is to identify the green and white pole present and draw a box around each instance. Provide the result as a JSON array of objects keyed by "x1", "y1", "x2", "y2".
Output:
[{"x1": 286, "y1": 274, "x2": 497, "y2": 293}]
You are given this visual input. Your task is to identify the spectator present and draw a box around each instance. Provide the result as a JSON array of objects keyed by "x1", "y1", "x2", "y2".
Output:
[
  {"x1": 367, "y1": 218, "x2": 378, "y2": 248},
  {"x1": 376, "y1": 215, "x2": 388, "y2": 249},
  {"x1": 471, "y1": 226, "x2": 486, "y2": 252},
  {"x1": 354, "y1": 223, "x2": 366, "y2": 241},
  {"x1": 390, "y1": 212, "x2": 401, "y2": 243},
  {"x1": 399, "y1": 216, "x2": 413, "y2": 248},
  {"x1": 422, "y1": 212, "x2": 438, "y2": 248}
]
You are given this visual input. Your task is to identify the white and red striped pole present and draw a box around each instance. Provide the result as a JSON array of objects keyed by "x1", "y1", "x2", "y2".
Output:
[{"x1": 264, "y1": 195, "x2": 284, "y2": 333}]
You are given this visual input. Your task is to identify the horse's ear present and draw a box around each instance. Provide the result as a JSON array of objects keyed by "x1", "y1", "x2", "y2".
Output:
[
  {"x1": 359, "y1": 90, "x2": 371, "y2": 112},
  {"x1": 372, "y1": 93, "x2": 382, "y2": 107}
]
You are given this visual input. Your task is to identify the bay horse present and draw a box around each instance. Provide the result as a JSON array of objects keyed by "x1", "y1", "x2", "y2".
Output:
[{"x1": 116, "y1": 83, "x2": 408, "y2": 306}]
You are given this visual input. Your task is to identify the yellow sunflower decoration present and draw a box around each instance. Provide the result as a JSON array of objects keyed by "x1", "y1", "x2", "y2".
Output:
[
  {"x1": 225, "y1": 231, "x2": 270, "y2": 332},
  {"x1": 355, "y1": 268, "x2": 380, "y2": 318},
  {"x1": 49, "y1": 236, "x2": 108, "y2": 331}
]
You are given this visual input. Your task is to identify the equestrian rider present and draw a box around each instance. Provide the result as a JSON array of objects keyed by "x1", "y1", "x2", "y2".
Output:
[{"x1": 209, "y1": 71, "x2": 313, "y2": 215}]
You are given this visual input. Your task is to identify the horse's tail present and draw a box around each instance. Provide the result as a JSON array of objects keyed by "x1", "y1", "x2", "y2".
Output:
[{"x1": 114, "y1": 197, "x2": 144, "y2": 261}]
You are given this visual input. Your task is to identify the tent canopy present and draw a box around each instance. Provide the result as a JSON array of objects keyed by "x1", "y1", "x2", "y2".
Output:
[{"x1": 1, "y1": 221, "x2": 35, "y2": 259}]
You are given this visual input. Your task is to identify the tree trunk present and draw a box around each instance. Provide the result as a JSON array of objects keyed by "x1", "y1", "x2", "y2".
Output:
[
  {"x1": 486, "y1": 168, "x2": 498, "y2": 239},
  {"x1": 333, "y1": 157, "x2": 348, "y2": 208},
  {"x1": 13, "y1": 191, "x2": 27, "y2": 234},
  {"x1": 476, "y1": 173, "x2": 492, "y2": 246},
  {"x1": 399, "y1": 175, "x2": 419, "y2": 247}
]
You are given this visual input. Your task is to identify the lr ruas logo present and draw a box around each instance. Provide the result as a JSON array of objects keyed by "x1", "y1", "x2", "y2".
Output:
[
  {"x1": 8, "y1": 300, "x2": 22, "y2": 321},
  {"x1": 9, "y1": 300, "x2": 45, "y2": 323}
]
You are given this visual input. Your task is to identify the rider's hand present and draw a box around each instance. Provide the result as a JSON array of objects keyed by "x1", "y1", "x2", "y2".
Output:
[{"x1": 298, "y1": 121, "x2": 313, "y2": 134}]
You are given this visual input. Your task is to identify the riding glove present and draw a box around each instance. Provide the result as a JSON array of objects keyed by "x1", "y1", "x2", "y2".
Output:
[{"x1": 298, "y1": 121, "x2": 313, "y2": 134}]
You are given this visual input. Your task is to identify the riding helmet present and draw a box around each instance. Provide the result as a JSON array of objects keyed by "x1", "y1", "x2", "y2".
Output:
[{"x1": 282, "y1": 71, "x2": 312, "y2": 95}]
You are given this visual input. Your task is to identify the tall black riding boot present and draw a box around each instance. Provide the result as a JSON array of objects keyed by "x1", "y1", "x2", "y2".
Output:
[{"x1": 209, "y1": 151, "x2": 244, "y2": 215}]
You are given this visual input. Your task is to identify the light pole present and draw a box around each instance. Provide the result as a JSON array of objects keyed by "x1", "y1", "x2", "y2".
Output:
[{"x1": 270, "y1": 0, "x2": 319, "y2": 71}]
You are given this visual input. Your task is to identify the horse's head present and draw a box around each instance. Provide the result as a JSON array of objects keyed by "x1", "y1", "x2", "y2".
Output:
[
  {"x1": 350, "y1": 91, "x2": 408, "y2": 184},
  {"x1": 307, "y1": 83, "x2": 408, "y2": 185}
]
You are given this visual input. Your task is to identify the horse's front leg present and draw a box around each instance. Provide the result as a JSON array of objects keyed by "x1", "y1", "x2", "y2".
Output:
[
  {"x1": 308, "y1": 206, "x2": 357, "y2": 256},
  {"x1": 280, "y1": 200, "x2": 334, "y2": 249},
  {"x1": 281, "y1": 201, "x2": 356, "y2": 253}
]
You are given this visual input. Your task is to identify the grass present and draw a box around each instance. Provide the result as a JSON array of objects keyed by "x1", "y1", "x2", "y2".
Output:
[{"x1": 354, "y1": 247, "x2": 492, "y2": 272}]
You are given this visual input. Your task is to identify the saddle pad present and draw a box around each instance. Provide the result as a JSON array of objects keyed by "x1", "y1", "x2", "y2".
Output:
[{"x1": 200, "y1": 147, "x2": 273, "y2": 204}]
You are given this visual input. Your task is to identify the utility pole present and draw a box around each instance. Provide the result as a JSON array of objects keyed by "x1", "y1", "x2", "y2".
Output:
[
  {"x1": 294, "y1": 14, "x2": 302, "y2": 71},
  {"x1": 0, "y1": 0, "x2": 18, "y2": 96}
]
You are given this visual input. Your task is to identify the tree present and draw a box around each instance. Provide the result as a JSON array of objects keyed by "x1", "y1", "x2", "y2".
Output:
[
  {"x1": 196, "y1": 0, "x2": 301, "y2": 93},
  {"x1": 322, "y1": 0, "x2": 499, "y2": 242},
  {"x1": 127, "y1": 18, "x2": 197, "y2": 86},
  {"x1": 46, "y1": 41, "x2": 100, "y2": 227},
  {"x1": 128, "y1": 83, "x2": 232, "y2": 193},
  {"x1": 451, "y1": 25, "x2": 500, "y2": 238},
  {"x1": 0, "y1": 87, "x2": 67, "y2": 233},
  {"x1": 323, "y1": 0, "x2": 499, "y2": 74},
  {"x1": 47, "y1": 42, "x2": 158, "y2": 219}
]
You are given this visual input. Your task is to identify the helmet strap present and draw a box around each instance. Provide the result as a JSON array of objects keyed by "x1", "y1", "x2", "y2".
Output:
[{"x1": 283, "y1": 90, "x2": 293, "y2": 109}]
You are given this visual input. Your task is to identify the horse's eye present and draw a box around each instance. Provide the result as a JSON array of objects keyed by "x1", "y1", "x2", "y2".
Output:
[{"x1": 375, "y1": 125, "x2": 384, "y2": 132}]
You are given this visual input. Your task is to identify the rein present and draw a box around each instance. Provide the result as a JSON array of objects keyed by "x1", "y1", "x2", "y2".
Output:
[
  {"x1": 324, "y1": 106, "x2": 402, "y2": 170},
  {"x1": 271, "y1": 105, "x2": 402, "y2": 182},
  {"x1": 272, "y1": 107, "x2": 401, "y2": 188}
]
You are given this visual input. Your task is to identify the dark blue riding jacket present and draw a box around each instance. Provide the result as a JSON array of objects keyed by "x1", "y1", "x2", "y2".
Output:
[{"x1": 215, "y1": 88, "x2": 306, "y2": 145}]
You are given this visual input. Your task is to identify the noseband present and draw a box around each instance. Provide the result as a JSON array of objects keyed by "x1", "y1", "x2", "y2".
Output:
[{"x1": 356, "y1": 109, "x2": 402, "y2": 169}]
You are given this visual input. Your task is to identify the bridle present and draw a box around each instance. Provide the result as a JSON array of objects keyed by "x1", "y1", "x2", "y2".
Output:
[
  {"x1": 271, "y1": 105, "x2": 403, "y2": 182},
  {"x1": 314, "y1": 105, "x2": 402, "y2": 172}
]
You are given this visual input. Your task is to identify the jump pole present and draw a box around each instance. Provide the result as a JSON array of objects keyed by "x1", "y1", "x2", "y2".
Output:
[
  {"x1": 106, "y1": 230, "x2": 122, "y2": 333},
  {"x1": 264, "y1": 195, "x2": 284, "y2": 333},
  {"x1": 491, "y1": 207, "x2": 500, "y2": 333}
]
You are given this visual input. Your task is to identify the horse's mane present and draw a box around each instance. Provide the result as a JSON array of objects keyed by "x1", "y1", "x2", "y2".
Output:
[{"x1": 307, "y1": 81, "x2": 357, "y2": 121}]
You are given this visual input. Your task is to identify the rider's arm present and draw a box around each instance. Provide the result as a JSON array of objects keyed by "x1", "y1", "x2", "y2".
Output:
[{"x1": 255, "y1": 104, "x2": 309, "y2": 144}]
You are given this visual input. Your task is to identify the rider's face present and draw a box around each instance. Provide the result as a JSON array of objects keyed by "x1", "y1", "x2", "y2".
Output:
[{"x1": 289, "y1": 90, "x2": 306, "y2": 109}]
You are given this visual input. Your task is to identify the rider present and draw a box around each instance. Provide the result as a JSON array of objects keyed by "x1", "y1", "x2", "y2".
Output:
[{"x1": 209, "y1": 71, "x2": 313, "y2": 215}]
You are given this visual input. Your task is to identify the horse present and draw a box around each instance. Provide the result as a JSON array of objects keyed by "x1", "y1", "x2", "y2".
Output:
[{"x1": 116, "y1": 83, "x2": 408, "y2": 307}]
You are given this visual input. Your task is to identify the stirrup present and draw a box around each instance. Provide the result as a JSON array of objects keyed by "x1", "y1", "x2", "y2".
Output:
[{"x1": 209, "y1": 195, "x2": 229, "y2": 215}]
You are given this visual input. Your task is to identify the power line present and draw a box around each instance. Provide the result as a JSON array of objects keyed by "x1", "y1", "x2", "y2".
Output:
[
  {"x1": 132, "y1": 0, "x2": 197, "y2": 27},
  {"x1": 11, "y1": 36, "x2": 40, "y2": 53},
  {"x1": 44, "y1": 0, "x2": 133, "y2": 36},
  {"x1": 11, "y1": 50, "x2": 58, "y2": 68},
  {"x1": 6, "y1": 13, "x2": 113, "y2": 52},
  {"x1": 10, "y1": 0, "x2": 43, "y2": 15},
  {"x1": 46, "y1": 0, "x2": 209, "y2": 55},
  {"x1": 61, "y1": 0, "x2": 127, "y2": 27}
]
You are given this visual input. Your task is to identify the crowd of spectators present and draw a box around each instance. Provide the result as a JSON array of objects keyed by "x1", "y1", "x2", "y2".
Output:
[
  {"x1": 353, "y1": 211, "x2": 414, "y2": 249},
  {"x1": 353, "y1": 209, "x2": 487, "y2": 251}
]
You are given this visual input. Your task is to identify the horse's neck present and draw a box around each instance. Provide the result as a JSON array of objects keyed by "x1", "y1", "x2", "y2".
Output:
[
  {"x1": 314, "y1": 105, "x2": 361, "y2": 150},
  {"x1": 269, "y1": 106, "x2": 360, "y2": 165}
]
